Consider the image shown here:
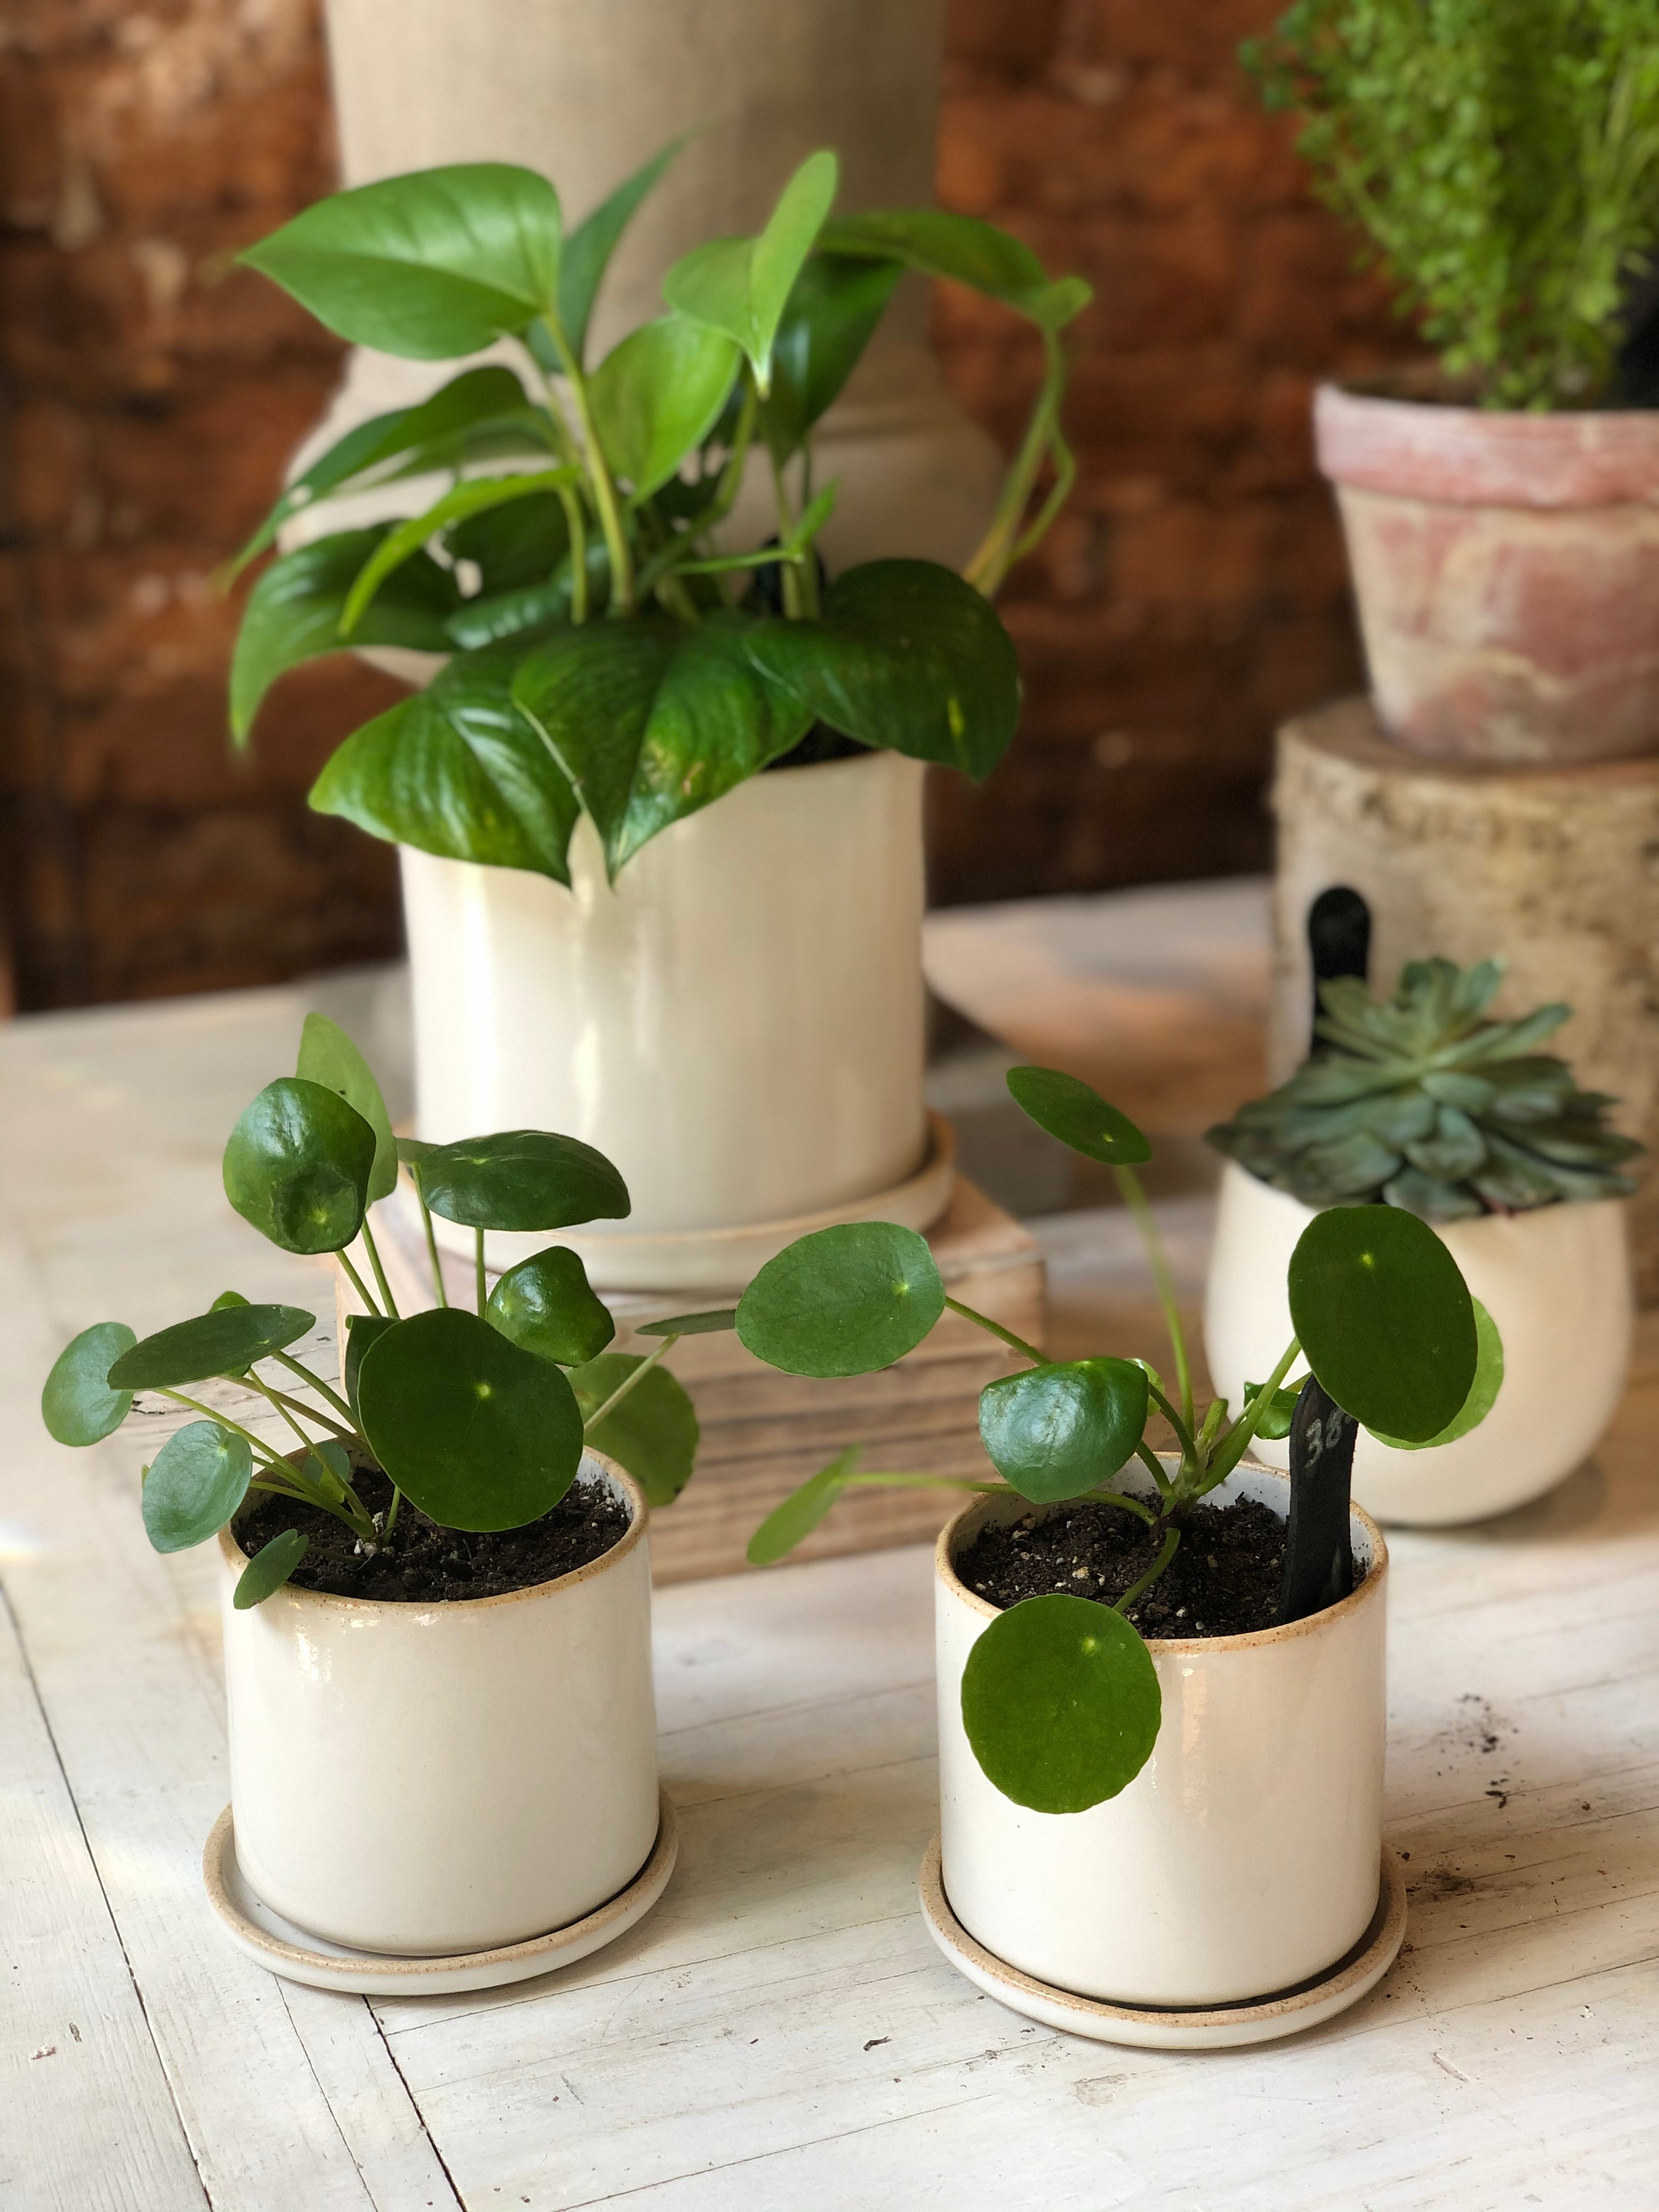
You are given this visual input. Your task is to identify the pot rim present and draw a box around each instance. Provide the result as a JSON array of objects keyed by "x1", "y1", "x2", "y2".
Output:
[
  {"x1": 1314, "y1": 378, "x2": 1659, "y2": 507},
  {"x1": 217, "y1": 1448, "x2": 648, "y2": 1615},
  {"x1": 934, "y1": 1460, "x2": 1387, "y2": 1654},
  {"x1": 1221, "y1": 1155, "x2": 1630, "y2": 1232}
]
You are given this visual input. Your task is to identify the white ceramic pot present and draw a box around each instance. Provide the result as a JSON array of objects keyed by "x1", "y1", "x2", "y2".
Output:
[
  {"x1": 400, "y1": 748, "x2": 934, "y2": 1282},
  {"x1": 1203, "y1": 1160, "x2": 1633, "y2": 1527},
  {"x1": 218, "y1": 1454, "x2": 659, "y2": 1956},
  {"x1": 935, "y1": 1464, "x2": 1387, "y2": 2007}
]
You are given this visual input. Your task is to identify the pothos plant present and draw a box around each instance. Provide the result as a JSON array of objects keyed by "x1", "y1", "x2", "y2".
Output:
[
  {"x1": 225, "y1": 146, "x2": 1089, "y2": 883},
  {"x1": 39, "y1": 1016, "x2": 698, "y2": 1606},
  {"x1": 644, "y1": 1065, "x2": 1498, "y2": 1815}
]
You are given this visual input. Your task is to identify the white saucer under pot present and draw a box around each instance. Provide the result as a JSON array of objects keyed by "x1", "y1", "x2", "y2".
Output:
[
  {"x1": 934, "y1": 1465, "x2": 1390, "y2": 2018},
  {"x1": 1204, "y1": 1160, "x2": 1633, "y2": 1526},
  {"x1": 215, "y1": 1452, "x2": 662, "y2": 1959}
]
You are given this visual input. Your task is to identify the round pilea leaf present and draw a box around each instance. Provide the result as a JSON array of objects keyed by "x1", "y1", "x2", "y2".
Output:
[
  {"x1": 1005, "y1": 1066, "x2": 1152, "y2": 1167},
  {"x1": 109, "y1": 1304, "x2": 315, "y2": 1391},
  {"x1": 413, "y1": 1130, "x2": 629, "y2": 1232},
  {"x1": 1289, "y1": 1204, "x2": 1477, "y2": 1442},
  {"x1": 296, "y1": 1011, "x2": 399, "y2": 1201},
  {"x1": 1371, "y1": 1296, "x2": 1504, "y2": 1451},
  {"x1": 487, "y1": 1245, "x2": 615, "y2": 1366},
  {"x1": 356, "y1": 1307, "x2": 584, "y2": 1531},
  {"x1": 223, "y1": 1076, "x2": 377, "y2": 1255},
  {"x1": 978, "y1": 1357, "x2": 1149, "y2": 1503},
  {"x1": 141, "y1": 1422, "x2": 253, "y2": 1554},
  {"x1": 736, "y1": 1222, "x2": 945, "y2": 1377},
  {"x1": 42, "y1": 1322, "x2": 137, "y2": 1446},
  {"x1": 569, "y1": 1353, "x2": 698, "y2": 1506},
  {"x1": 343, "y1": 1310, "x2": 397, "y2": 1421},
  {"x1": 746, "y1": 1447, "x2": 861, "y2": 1566},
  {"x1": 961, "y1": 1594, "x2": 1162, "y2": 1814},
  {"x1": 234, "y1": 1528, "x2": 309, "y2": 1610}
]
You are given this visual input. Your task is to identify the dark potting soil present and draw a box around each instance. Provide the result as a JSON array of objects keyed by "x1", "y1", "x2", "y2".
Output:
[
  {"x1": 233, "y1": 1461, "x2": 630, "y2": 1604},
  {"x1": 956, "y1": 1496, "x2": 1341, "y2": 1638}
]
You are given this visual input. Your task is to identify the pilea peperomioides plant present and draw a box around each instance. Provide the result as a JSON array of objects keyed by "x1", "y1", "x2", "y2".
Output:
[
  {"x1": 40, "y1": 1015, "x2": 698, "y2": 1606},
  {"x1": 1209, "y1": 956, "x2": 1644, "y2": 1220},
  {"x1": 653, "y1": 1065, "x2": 1498, "y2": 1815},
  {"x1": 225, "y1": 148, "x2": 1089, "y2": 882}
]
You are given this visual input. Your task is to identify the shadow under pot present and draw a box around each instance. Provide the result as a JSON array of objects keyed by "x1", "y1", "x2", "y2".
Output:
[
  {"x1": 934, "y1": 1463, "x2": 1387, "y2": 2009},
  {"x1": 1204, "y1": 1160, "x2": 1632, "y2": 1527},
  {"x1": 218, "y1": 1452, "x2": 658, "y2": 1956}
]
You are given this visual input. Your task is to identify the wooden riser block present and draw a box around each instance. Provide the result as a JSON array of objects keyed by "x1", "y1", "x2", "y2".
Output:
[{"x1": 337, "y1": 1176, "x2": 1045, "y2": 1584}]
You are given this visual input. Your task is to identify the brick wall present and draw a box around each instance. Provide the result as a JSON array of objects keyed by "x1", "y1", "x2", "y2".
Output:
[{"x1": 0, "y1": 0, "x2": 1423, "y2": 1009}]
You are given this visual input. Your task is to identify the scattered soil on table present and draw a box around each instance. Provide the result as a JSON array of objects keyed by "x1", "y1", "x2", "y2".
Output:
[
  {"x1": 233, "y1": 1461, "x2": 629, "y2": 1603},
  {"x1": 956, "y1": 1496, "x2": 1345, "y2": 1638}
]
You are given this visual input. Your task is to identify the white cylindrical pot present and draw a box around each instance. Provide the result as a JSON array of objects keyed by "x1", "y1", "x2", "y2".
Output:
[
  {"x1": 1204, "y1": 1160, "x2": 1633, "y2": 1526},
  {"x1": 219, "y1": 1455, "x2": 658, "y2": 1956},
  {"x1": 401, "y1": 749, "x2": 932, "y2": 1270},
  {"x1": 936, "y1": 1465, "x2": 1386, "y2": 2007}
]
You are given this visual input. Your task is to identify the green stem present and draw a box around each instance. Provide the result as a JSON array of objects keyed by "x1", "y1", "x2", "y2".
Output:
[
  {"x1": 1086, "y1": 1485, "x2": 1157, "y2": 1526},
  {"x1": 943, "y1": 1295, "x2": 1045, "y2": 1366},
  {"x1": 382, "y1": 1486, "x2": 404, "y2": 1541},
  {"x1": 153, "y1": 1389, "x2": 291, "y2": 1474},
  {"x1": 239, "y1": 1380, "x2": 375, "y2": 1531},
  {"x1": 1114, "y1": 1525, "x2": 1181, "y2": 1618},
  {"x1": 1141, "y1": 1375, "x2": 1196, "y2": 1464},
  {"x1": 769, "y1": 449, "x2": 803, "y2": 618},
  {"x1": 1115, "y1": 1165, "x2": 1194, "y2": 1437},
  {"x1": 555, "y1": 483, "x2": 589, "y2": 624},
  {"x1": 1204, "y1": 1334, "x2": 1304, "y2": 1490},
  {"x1": 256, "y1": 1386, "x2": 358, "y2": 1447},
  {"x1": 475, "y1": 1227, "x2": 487, "y2": 1318},
  {"x1": 359, "y1": 1218, "x2": 400, "y2": 1320},
  {"x1": 336, "y1": 1248, "x2": 381, "y2": 1321},
  {"x1": 702, "y1": 377, "x2": 760, "y2": 539},
  {"x1": 964, "y1": 326, "x2": 1066, "y2": 598},
  {"x1": 583, "y1": 1335, "x2": 677, "y2": 1435},
  {"x1": 1134, "y1": 1440, "x2": 1175, "y2": 1499},
  {"x1": 272, "y1": 1352, "x2": 356, "y2": 1428},
  {"x1": 541, "y1": 317, "x2": 635, "y2": 614},
  {"x1": 416, "y1": 1185, "x2": 449, "y2": 1309}
]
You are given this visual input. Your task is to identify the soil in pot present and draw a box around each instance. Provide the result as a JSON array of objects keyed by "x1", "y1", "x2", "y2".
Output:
[
  {"x1": 234, "y1": 1463, "x2": 629, "y2": 1603},
  {"x1": 957, "y1": 1497, "x2": 1366, "y2": 1638}
]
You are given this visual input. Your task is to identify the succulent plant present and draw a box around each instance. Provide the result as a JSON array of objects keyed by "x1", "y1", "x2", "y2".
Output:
[{"x1": 1208, "y1": 957, "x2": 1644, "y2": 1220}]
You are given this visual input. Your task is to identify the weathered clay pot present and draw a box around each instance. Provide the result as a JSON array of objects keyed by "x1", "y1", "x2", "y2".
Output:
[{"x1": 1316, "y1": 382, "x2": 1659, "y2": 763}]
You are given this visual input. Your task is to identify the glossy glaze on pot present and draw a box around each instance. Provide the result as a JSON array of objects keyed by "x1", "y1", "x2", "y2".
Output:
[
  {"x1": 219, "y1": 1454, "x2": 658, "y2": 1956},
  {"x1": 1204, "y1": 1160, "x2": 1632, "y2": 1525},
  {"x1": 400, "y1": 749, "x2": 929, "y2": 1258},
  {"x1": 935, "y1": 1464, "x2": 1386, "y2": 2008}
]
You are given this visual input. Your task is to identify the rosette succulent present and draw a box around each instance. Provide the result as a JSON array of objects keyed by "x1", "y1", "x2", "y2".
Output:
[{"x1": 1209, "y1": 957, "x2": 1644, "y2": 1220}]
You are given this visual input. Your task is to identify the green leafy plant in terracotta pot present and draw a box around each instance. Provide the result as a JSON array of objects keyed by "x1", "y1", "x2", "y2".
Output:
[
  {"x1": 638, "y1": 1064, "x2": 1497, "y2": 2020},
  {"x1": 1246, "y1": 2, "x2": 1659, "y2": 761},
  {"x1": 40, "y1": 1014, "x2": 693, "y2": 1966},
  {"x1": 227, "y1": 149, "x2": 1089, "y2": 1285},
  {"x1": 1206, "y1": 953, "x2": 1640, "y2": 1526}
]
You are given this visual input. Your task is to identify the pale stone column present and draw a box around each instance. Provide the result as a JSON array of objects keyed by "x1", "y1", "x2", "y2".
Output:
[{"x1": 303, "y1": 0, "x2": 1004, "y2": 568}]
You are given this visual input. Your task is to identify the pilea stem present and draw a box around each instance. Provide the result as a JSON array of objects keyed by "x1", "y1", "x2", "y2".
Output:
[
  {"x1": 256, "y1": 1385, "x2": 358, "y2": 1448},
  {"x1": 943, "y1": 1295, "x2": 1045, "y2": 1366},
  {"x1": 359, "y1": 1217, "x2": 400, "y2": 1319},
  {"x1": 1141, "y1": 1373, "x2": 1196, "y2": 1464},
  {"x1": 1114, "y1": 1525, "x2": 1181, "y2": 1617},
  {"x1": 583, "y1": 1335, "x2": 679, "y2": 1435},
  {"x1": 1205, "y1": 1333, "x2": 1304, "y2": 1491},
  {"x1": 1114, "y1": 1164, "x2": 1193, "y2": 1437},
  {"x1": 415, "y1": 1186, "x2": 449, "y2": 1308},
  {"x1": 272, "y1": 1352, "x2": 355, "y2": 1428},
  {"x1": 474, "y1": 1228, "x2": 487, "y2": 1318},
  {"x1": 1134, "y1": 1440, "x2": 1175, "y2": 1500},
  {"x1": 336, "y1": 1248, "x2": 380, "y2": 1321}
]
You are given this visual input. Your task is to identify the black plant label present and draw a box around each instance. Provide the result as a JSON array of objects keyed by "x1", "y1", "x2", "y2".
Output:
[{"x1": 1278, "y1": 1377, "x2": 1357, "y2": 1624}]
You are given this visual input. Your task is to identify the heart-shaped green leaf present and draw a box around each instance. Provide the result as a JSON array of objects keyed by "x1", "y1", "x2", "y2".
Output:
[
  {"x1": 819, "y1": 210, "x2": 1090, "y2": 329},
  {"x1": 229, "y1": 528, "x2": 460, "y2": 744},
  {"x1": 590, "y1": 316, "x2": 741, "y2": 501},
  {"x1": 344, "y1": 1311, "x2": 396, "y2": 1421},
  {"x1": 637, "y1": 1307, "x2": 737, "y2": 1338},
  {"x1": 744, "y1": 561, "x2": 1020, "y2": 780},
  {"x1": 760, "y1": 252, "x2": 905, "y2": 461},
  {"x1": 488, "y1": 1246, "x2": 615, "y2": 1365},
  {"x1": 297, "y1": 1012, "x2": 398, "y2": 1202},
  {"x1": 663, "y1": 150, "x2": 837, "y2": 391},
  {"x1": 511, "y1": 612, "x2": 811, "y2": 874},
  {"x1": 570, "y1": 1353, "x2": 698, "y2": 1506},
  {"x1": 1005, "y1": 1066, "x2": 1152, "y2": 1165},
  {"x1": 737, "y1": 1222, "x2": 945, "y2": 1378},
  {"x1": 961, "y1": 1592, "x2": 1162, "y2": 1813},
  {"x1": 310, "y1": 641, "x2": 581, "y2": 881},
  {"x1": 978, "y1": 1357, "x2": 1149, "y2": 1503},
  {"x1": 1289, "y1": 1204, "x2": 1477, "y2": 1443},
  {"x1": 141, "y1": 1421, "x2": 253, "y2": 1553},
  {"x1": 746, "y1": 1446, "x2": 861, "y2": 1565},
  {"x1": 239, "y1": 163, "x2": 562, "y2": 359},
  {"x1": 223, "y1": 1077, "x2": 377, "y2": 1255},
  {"x1": 110, "y1": 1304, "x2": 316, "y2": 1390},
  {"x1": 559, "y1": 136, "x2": 685, "y2": 363},
  {"x1": 41, "y1": 1322, "x2": 137, "y2": 1446},
  {"x1": 414, "y1": 1131, "x2": 629, "y2": 1232},
  {"x1": 233, "y1": 1528, "x2": 311, "y2": 1609},
  {"x1": 356, "y1": 1308, "x2": 584, "y2": 1531},
  {"x1": 1370, "y1": 1296, "x2": 1504, "y2": 1449}
]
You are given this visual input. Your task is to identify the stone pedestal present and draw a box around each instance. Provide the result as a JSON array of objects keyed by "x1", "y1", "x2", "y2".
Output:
[
  {"x1": 1272, "y1": 697, "x2": 1659, "y2": 1295},
  {"x1": 299, "y1": 0, "x2": 1003, "y2": 571}
]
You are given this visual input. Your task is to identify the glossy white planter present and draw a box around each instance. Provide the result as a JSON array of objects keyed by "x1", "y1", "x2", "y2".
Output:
[
  {"x1": 935, "y1": 1465, "x2": 1386, "y2": 2008},
  {"x1": 400, "y1": 749, "x2": 932, "y2": 1284},
  {"x1": 1204, "y1": 1161, "x2": 1632, "y2": 1526},
  {"x1": 218, "y1": 1455, "x2": 658, "y2": 1956}
]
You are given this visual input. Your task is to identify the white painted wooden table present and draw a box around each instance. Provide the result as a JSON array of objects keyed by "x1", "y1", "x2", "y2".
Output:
[{"x1": 5, "y1": 980, "x2": 1658, "y2": 2211}]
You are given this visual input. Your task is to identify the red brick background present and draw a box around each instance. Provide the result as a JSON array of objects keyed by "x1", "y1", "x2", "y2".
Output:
[{"x1": 0, "y1": 0, "x2": 1423, "y2": 1010}]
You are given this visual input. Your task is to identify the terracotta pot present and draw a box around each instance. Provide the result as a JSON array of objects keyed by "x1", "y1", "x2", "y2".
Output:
[
  {"x1": 1204, "y1": 1161, "x2": 1633, "y2": 1526},
  {"x1": 219, "y1": 1454, "x2": 659, "y2": 1956},
  {"x1": 935, "y1": 1463, "x2": 1387, "y2": 2007},
  {"x1": 1316, "y1": 382, "x2": 1659, "y2": 763}
]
